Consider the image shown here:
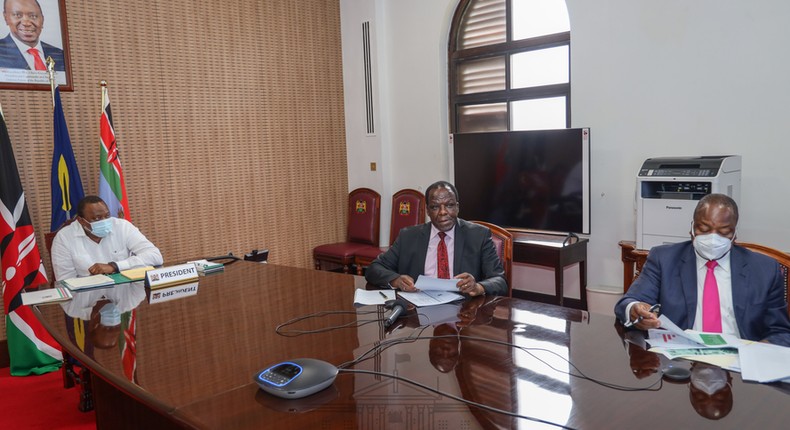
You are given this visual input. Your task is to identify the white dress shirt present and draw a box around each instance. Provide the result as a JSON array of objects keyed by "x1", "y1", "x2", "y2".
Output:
[
  {"x1": 51, "y1": 218, "x2": 163, "y2": 281},
  {"x1": 423, "y1": 224, "x2": 455, "y2": 277},
  {"x1": 692, "y1": 252, "x2": 740, "y2": 336}
]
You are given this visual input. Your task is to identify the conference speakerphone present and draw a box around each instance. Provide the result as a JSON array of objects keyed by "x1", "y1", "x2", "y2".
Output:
[{"x1": 254, "y1": 358, "x2": 338, "y2": 399}]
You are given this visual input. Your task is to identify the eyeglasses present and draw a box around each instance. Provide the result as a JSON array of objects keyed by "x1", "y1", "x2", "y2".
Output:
[
  {"x1": 9, "y1": 12, "x2": 41, "y2": 21},
  {"x1": 427, "y1": 203, "x2": 458, "y2": 212}
]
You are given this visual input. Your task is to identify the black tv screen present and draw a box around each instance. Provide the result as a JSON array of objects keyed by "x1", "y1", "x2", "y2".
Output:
[{"x1": 452, "y1": 128, "x2": 590, "y2": 234}]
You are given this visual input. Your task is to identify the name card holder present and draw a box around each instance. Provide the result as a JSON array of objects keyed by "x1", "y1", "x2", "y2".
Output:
[{"x1": 146, "y1": 263, "x2": 199, "y2": 290}]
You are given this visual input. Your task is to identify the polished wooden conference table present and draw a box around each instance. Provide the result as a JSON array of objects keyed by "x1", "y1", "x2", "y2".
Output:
[{"x1": 34, "y1": 261, "x2": 789, "y2": 429}]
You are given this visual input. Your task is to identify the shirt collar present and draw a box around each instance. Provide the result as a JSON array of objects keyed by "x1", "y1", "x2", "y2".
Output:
[
  {"x1": 695, "y1": 250, "x2": 731, "y2": 273},
  {"x1": 430, "y1": 223, "x2": 456, "y2": 241}
]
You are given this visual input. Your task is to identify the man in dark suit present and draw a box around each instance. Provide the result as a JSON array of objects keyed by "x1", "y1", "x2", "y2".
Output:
[
  {"x1": 365, "y1": 181, "x2": 507, "y2": 296},
  {"x1": 615, "y1": 193, "x2": 790, "y2": 346},
  {"x1": 0, "y1": 0, "x2": 65, "y2": 71}
]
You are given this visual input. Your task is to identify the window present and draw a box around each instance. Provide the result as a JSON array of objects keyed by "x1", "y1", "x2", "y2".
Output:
[{"x1": 449, "y1": 0, "x2": 571, "y2": 133}]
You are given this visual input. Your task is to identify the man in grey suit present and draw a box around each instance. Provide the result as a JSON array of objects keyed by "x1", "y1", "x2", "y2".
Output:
[
  {"x1": 365, "y1": 181, "x2": 507, "y2": 296},
  {"x1": 0, "y1": 0, "x2": 65, "y2": 71},
  {"x1": 615, "y1": 193, "x2": 790, "y2": 346}
]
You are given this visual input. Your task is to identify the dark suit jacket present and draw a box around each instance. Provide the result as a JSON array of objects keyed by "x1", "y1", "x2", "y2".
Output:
[
  {"x1": 365, "y1": 219, "x2": 508, "y2": 296},
  {"x1": 614, "y1": 241, "x2": 790, "y2": 346},
  {"x1": 0, "y1": 34, "x2": 65, "y2": 71}
]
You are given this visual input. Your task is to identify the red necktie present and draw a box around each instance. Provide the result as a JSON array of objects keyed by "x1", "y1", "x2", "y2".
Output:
[
  {"x1": 437, "y1": 232, "x2": 450, "y2": 279},
  {"x1": 702, "y1": 260, "x2": 722, "y2": 333},
  {"x1": 27, "y1": 48, "x2": 46, "y2": 71}
]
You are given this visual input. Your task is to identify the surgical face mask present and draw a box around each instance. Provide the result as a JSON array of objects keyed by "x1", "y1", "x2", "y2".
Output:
[
  {"x1": 690, "y1": 365, "x2": 728, "y2": 395},
  {"x1": 693, "y1": 232, "x2": 733, "y2": 261},
  {"x1": 90, "y1": 218, "x2": 113, "y2": 238},
  {"x1": 98, "y1": 303, "x2": 121, "y2": 327}
]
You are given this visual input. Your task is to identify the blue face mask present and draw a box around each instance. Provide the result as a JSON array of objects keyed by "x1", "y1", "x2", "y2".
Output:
[{"x1": 90, "y1": 218, "x2": 113, "y2": 238}]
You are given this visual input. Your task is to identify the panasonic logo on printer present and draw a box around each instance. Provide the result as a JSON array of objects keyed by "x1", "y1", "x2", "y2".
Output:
[{"x1": 665, "y1": 206, "x2": 682, "y2": 210}]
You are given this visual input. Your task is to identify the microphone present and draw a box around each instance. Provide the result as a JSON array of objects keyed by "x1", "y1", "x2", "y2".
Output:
[{"x1": 383, "y1": 299, "x2": 408, "y2": 328}]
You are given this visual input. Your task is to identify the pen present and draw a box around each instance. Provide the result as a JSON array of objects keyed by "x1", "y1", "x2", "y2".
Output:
[
  {"x1": 379, "y1": 291, "x2": 389, "y2": 300},
  {"x1": 626, "y1": 303, "x2": 661, "y2": 327}
]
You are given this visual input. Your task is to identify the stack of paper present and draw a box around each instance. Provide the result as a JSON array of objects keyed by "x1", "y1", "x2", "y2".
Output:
[
  {"x1": 22, "y1": 287, "x2": 73, "y2": 305},
  {"x1": 353, "y1": 289, "x2": 395, "y2": 306},
  {"x1": 397, "y1": 276, "x2": 464, "y2": 307},
  {"x1": 61, "y1": 274, "x2": 115, "y2": 291},
  {"x1": 647, "y1": 315, "x2": 745, "y2": 371}
]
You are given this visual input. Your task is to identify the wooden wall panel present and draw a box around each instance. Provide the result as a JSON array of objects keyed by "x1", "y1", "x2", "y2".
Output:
[{"x1": 1, "y1": 1, "x2": 348, "y2": 340}]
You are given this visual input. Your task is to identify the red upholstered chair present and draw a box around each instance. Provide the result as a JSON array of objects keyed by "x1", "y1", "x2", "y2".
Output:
[
  {"x1": 313, "y1": 188, "x2": 381, "y2": 273},
  {"x1": 471, "y1": 220, "x2": 513, "y2": 297},
  {"x1": 355, "y1": 188, "x2": 426, "y2": 275}
]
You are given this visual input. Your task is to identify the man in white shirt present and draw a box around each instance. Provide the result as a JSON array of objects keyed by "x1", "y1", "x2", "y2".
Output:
[
  {"x1": 51, "y1": 195, "x2": 163, "y2": 281},
  {"x1": 614, "y1": 193, "x2": 790, "y2": 346}
]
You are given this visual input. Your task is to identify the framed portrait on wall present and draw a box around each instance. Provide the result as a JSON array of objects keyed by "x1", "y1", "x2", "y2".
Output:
[{"x1": 0, "y1": 0, "x2": 72, "y2": 91}]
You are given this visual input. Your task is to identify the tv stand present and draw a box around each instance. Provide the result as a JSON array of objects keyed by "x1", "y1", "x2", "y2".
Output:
[{"x1": 511, "y1": 232, "x2": 588, "y2": 310}]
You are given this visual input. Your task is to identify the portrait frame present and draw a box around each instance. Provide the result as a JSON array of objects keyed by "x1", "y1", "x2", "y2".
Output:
[{"x1": 0, "y1": 0, "x2": 72, "y2": 91}]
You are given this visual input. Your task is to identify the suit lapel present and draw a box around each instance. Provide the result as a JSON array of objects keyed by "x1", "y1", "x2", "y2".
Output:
[
  {"x1": 453, "y1": 220, "x2": 465, "y2": 275},
  {"x1": 730, "y1": 246, "x2": 748, "y2": 327},
  {"x1": 680, "y1": 246, "x2": 698, "y2": 326},
  {"x1": 415, "y1": 223, "x2": 431, "y2": 269}
]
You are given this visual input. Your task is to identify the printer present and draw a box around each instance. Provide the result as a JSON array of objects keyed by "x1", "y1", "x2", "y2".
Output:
[{"x1": 636, "y1": 155, "x2": 741, "y2": 250}]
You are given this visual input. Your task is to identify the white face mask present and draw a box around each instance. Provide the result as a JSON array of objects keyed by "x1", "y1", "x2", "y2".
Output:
[
  {"x1": 693, "y1": 232, "x2": 733, "y2": 261},
  {"x1": 691, "y1": 365, "x2": 728, "y2": 395}
]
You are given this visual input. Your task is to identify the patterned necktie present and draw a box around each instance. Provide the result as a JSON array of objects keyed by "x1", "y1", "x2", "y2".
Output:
[
  {"x1": 702, "y1": 260, "x2": 722, "y2": 333},
  {"x1": 27, "y1": 48, "x2": 47, "y2": 71},
  {"x1": 437, "y1": 232, "x2": 450, "y2": 279}
]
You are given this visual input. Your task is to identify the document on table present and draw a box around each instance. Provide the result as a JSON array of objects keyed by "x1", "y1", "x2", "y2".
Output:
[
  {"x1": 414, "y1": 275, "x2": 459, "y2": 292},
  {"x1": 353, "y1": 289, "x2": 396, "y2": 306},
  {"x1": 61, "y1": 274, "x2": 115, "y2": 290},
  {"x1": 739, "y1": 342, "x2": 790, "y2": 383},
  {"x1": 398, "y1": 290, "x2": 463, "y2": 307},
  {"x1": 22, "y1": 286, "x2": 73, "y2": 305}
]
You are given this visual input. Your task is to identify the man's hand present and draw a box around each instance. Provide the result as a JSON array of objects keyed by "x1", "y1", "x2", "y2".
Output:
[
  {"x1": 629, "y1": 302, "x2": 661, "y2": 330},
  {"x1": 390, "y1": 275, "x2": 416, "y2": 292},
  {"x1": 88, "y1": 263, "x2": 116, "y2": 275},
  {"x1": 455, "y1": 273, "x2": 484, "y2": 296}
]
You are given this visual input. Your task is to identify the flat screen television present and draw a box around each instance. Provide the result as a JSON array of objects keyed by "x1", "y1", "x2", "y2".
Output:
[{"x1": 452, "y1": 128, "x2": 590, "y2": 235}]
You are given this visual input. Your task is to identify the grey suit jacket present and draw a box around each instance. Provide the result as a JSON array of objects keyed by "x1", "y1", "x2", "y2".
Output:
[
  {"x1": 365, "y1": 219, "x2": 508, "y2": 296},
  {"x1": 614, "y1": 241, "x2": 790, "y2": 346}
]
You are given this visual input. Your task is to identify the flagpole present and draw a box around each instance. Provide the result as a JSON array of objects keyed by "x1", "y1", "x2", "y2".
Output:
[
  {"x1": 46, "y1": 56, "x2": 56, "y2": 108},
  {"x1": 100, "y1": 80, "x2": 107, "y2": 112}
]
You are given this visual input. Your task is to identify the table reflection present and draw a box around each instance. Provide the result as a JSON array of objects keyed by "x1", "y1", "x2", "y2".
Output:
[
  {"x1": 60, "y1": 281, "x2": 146, "y2": 382},
  {"x1": 613, "y1": 322, "x2": 735, "y2": 421}
]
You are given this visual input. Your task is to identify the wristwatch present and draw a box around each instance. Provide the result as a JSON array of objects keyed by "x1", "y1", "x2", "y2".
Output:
[{"x1": 108, "y1": 262, "x2": 119, "y2": 273}]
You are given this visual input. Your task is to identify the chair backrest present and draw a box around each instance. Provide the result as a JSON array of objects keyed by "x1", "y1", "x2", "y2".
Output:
[
  {"x1": 389, "y1": 188, "x2": 426, "y2": 245},
  {"x1": 471, "y1": 220, "x2": 513, "y2": 296},
  {"x1": 347, "y1": 188, "x2": 381, "y2": 246},
  {"x1": 736, "y1": 241, "x2": 790, "y2": 316}
]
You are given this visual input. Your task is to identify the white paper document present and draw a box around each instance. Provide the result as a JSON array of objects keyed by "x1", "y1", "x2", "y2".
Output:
[
  {"x1": 353, "y1": 289, "x2": 396, "y2": 306},
  {"x1": 739, "y1": 342, "x2": 790, "y2": 383},
  {"x1": 657, "y1": 315, "x2": 734, "y2": 347},
  {"x1": 398, "y1": 290, "x2": 463, "y2": 307},
  {"x1": 414, "y1": 275, "x2": 459, "y2": 292},
  {"x1": 22, "y1": 287, "x2": 73, "y2": 305},
  {"x1": 61, "y1": 274, "x2": 115, "y2": 290}
]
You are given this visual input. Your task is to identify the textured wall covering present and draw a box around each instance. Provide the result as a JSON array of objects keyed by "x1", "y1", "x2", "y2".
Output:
[{"x1": 1, "y1": 1, "x2": 347, "y2": 340}]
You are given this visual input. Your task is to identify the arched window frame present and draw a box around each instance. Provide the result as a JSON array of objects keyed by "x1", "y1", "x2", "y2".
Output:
[{"x1": 448, "y1": 0, "x2": 571, "y2": 133}]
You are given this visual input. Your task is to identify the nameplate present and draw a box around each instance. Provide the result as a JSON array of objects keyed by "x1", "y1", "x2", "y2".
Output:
[
  {"x1": 148, "y1": 281, "x2": 199, "y2": 304},
  {"x1": 145, "y1": 263, "x2": 199, "y2": 289}
]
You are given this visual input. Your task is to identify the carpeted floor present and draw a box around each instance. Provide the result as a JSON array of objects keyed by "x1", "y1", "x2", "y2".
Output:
[{"x1": 0, "y1": 367, "x2": 95, "y2": 429}]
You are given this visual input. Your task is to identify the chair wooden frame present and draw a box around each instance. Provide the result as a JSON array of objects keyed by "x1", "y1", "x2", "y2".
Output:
[
  {"x1": 313, "y1": 188, "x2": 381, "y2": 273},
  {"x1": 354, "y1": 188, "x2": 426, "y2": 275},
  {"x1": 471, "y1": 220, "x2": 513, "y2": 296},
  {"x1": 736, "y1": 241, "x2": 790, "y2": 316}
]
